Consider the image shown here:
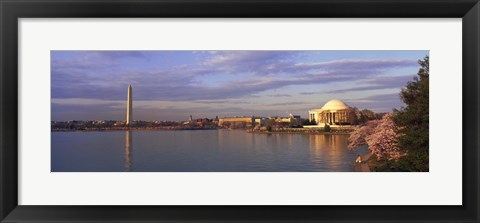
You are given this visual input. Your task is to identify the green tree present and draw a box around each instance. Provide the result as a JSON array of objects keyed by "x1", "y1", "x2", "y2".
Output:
[
  {"x1": 393, "y1": 56, "x2": 429, "y2": 171},
  {"x1": 323, "y1": 124, "x2": 331, "y2": 132},
  {"x1": 353, "y1": 107, "x2": 371, "y2": 124},
  {"x1": 361, "y1": 109, "x2": 376, "y2": 120}
]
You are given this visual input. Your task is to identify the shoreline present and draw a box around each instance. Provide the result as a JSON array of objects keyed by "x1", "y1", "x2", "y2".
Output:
[
  {"x1": 51, "y1": 127, "x2": 218, "y2": 132},
  {"x1": 52, "y1": 128, "x2": 352, "y2": 135},
  {"x1": 248, "y1": 131, "x2": 351, "y2": 135}
]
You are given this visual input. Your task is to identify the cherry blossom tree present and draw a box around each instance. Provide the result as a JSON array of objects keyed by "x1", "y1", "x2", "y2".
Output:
[
  {"x1": 348, "y1": 119, "x2": 378, "y2": 150},
  {"x1": 348, "y1": 113, "x2": 403, "y2": 160}
]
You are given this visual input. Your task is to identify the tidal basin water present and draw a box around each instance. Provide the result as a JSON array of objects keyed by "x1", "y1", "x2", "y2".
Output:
[{"x1": 51, "y1": 129, "x2": 368, "y2": 172}]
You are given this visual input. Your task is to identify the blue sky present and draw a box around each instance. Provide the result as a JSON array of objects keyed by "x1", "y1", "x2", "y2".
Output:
[{"x1": 51, "y1": 50, "x2": 428, "y2": 121}]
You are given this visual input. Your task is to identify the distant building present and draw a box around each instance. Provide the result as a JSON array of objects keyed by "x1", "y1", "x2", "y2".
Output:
[
  {"x1": 195, "y1": 118, "x2": 212, "y2": 126},
  {"x1": 308, "y1": 99, "x2": 356, "y2": 126},
  {"x1": 254, "y1": 118, "x2": 265, "y2": 126},
  {"x1": 276, "y1": 114, "x2": 301, "y2": 125},
  {"x1": 254, "y1": 117, "x2": 274, "y2": 127},
  {"x1": 218, "y1": 117, "x2": 255, "y2": 128}
]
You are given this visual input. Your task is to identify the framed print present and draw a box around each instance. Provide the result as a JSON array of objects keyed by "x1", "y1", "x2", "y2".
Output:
[{"x1": 1, "y1": 0, "x2": 479, "y2": 222}]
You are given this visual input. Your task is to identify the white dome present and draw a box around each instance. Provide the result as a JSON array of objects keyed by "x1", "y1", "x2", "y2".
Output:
[{"x1": 321, "y1": 99, "x2": 349, "y2": 111}]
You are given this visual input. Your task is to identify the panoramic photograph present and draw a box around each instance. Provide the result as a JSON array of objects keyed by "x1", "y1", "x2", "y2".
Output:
[{"x1": 51, "y1": 50, "x2": 429, "y2": 172}]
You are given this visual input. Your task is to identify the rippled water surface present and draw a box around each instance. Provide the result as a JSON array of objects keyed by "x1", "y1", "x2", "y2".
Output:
[{"x1": 51, "y1": 129, "x2": 367, "y2": 172}]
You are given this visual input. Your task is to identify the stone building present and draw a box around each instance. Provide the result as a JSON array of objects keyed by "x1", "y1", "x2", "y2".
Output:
[
  {"x1": 218, "y1": 117, "x2": 255, "y2": 128},
  {"x1": 308, "y1": 99, "x2": 356, "y2": 126}
]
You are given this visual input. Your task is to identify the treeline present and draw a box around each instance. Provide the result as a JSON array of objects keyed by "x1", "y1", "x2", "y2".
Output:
[{"x1": 51, "y1": 120, "x2": 184, "y2": 131}]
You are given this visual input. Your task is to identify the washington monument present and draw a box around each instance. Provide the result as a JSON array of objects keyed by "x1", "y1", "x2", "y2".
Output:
[{"x1": 126, "y1": 85, "x2": 133, "y2": 126}]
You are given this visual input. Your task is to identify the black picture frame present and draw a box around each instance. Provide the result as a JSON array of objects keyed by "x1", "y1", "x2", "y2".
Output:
[{"x1": 1, "y1": 0, "x2": 479, "y2": 222}]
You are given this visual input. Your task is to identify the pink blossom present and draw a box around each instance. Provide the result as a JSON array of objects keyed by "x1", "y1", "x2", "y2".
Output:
[{"x1": 348, "y1": 113, "x2": 404, "y2": 160}]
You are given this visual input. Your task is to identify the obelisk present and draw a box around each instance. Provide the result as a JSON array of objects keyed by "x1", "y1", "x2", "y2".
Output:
[{"x1": 126, "y1": 85, "x2": 133, "y2": 126}]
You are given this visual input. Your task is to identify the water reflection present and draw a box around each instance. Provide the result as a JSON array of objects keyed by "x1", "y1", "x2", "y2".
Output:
[
  {"x1": 309, "y1": 134, "x2": 351, "y2": 171},
  {"x1": 52, "y1": 130, "x2": 365, "y2": 172},
  {"x1": 125, "y1": 131, "x2": 132, "y2": 171}
]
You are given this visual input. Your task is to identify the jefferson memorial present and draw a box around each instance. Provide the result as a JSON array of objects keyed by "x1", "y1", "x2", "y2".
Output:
[{"x1": 308, "y1": 99, "x2": 356, "y2": 126}]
